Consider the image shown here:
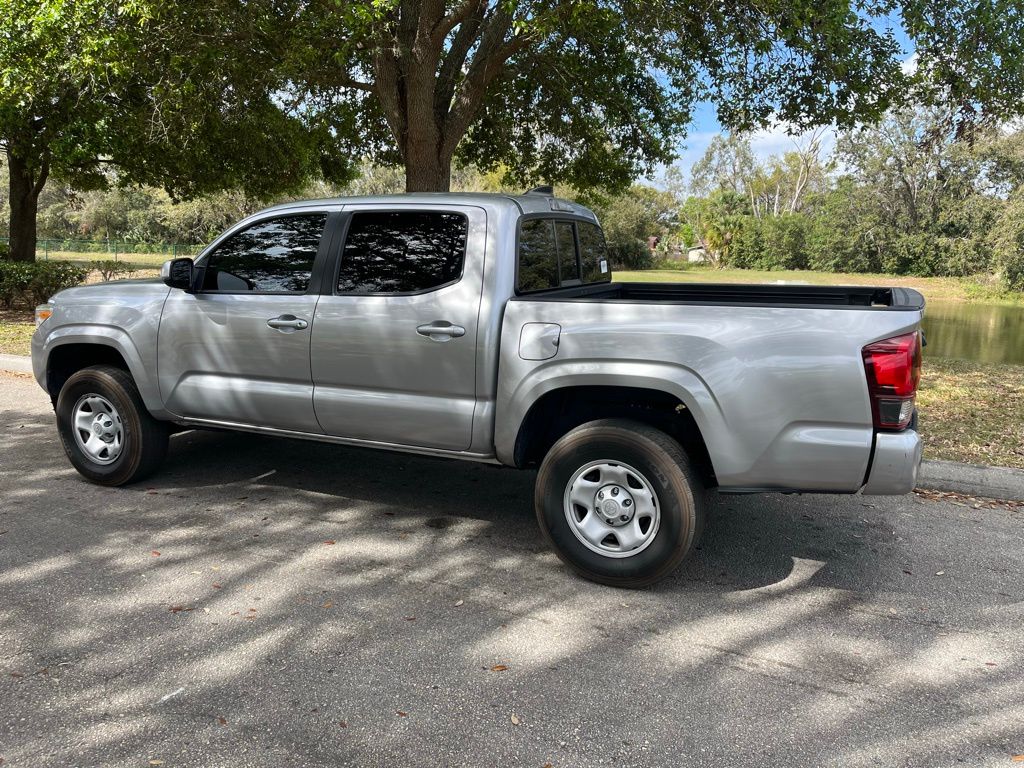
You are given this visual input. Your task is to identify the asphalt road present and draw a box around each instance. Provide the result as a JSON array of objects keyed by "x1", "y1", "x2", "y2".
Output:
[{"x1": 1, "y1": 372, "x2": 1022, "y2": 768}]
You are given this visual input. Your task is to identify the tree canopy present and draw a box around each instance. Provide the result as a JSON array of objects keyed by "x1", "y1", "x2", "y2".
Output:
[{"x1": 5, "y1": 0, "x2": 1024, "y2": 261}]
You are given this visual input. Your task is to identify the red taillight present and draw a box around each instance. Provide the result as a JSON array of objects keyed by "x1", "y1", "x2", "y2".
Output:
[{"x1": 862, "y1": 331, "x2": 922, "y2": 430}]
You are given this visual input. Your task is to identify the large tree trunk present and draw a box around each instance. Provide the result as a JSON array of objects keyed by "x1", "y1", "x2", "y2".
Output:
[
  {"x1": 403, "y1": 133, "x2": 452, "y2": 192},
  {"x1": 5, "y1": 147, "x2": 48, "y2": 263}
]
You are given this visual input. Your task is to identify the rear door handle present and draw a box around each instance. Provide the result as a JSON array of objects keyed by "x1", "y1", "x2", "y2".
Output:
[
  {"x1": 267, "y1": 315, "x2": 308, "y2": 331},
  {"x1": 416, "y1": 321, "x2": 466, "y2": 341}
]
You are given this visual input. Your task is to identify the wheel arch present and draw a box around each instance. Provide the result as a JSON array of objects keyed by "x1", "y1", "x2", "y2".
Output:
[
  {"x1": 510, "y1": 383, "x2": 717, "y2": 488},
  {"x1": 38, "y1": 328, "x2": 165, "y2": 416}
]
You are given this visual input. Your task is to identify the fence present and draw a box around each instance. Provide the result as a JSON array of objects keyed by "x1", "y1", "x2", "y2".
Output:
[{"x1": 0, "y1": 237, "x2": 204, "y2": 266}]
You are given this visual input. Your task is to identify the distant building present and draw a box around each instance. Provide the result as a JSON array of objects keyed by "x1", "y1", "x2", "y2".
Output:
[{"x1": 686, "y1": 246, "x2": 707, "y2": 263}]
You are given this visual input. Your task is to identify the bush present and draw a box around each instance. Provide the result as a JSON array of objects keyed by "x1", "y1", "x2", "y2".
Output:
[
  {"x1": 727, "y1": 215, "x2": 810, "y2": 271},
  {"x1": 606, "y1": 239, "x2": 653, "y2": 270},
  {"x1": 990, "y1": 193, "x2": 1024, "y2": 292},
  {"x1": 0, "y1": 259, "x2": 88, "y2": 308},
  {"x1": 89, "y1": 259, "x2": 137, "y2": 282}
]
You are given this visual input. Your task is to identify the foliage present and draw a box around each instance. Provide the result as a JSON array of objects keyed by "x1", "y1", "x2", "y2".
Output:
[
  {"x1": 0, "y1": 0, "x2": 326, "y2": 261},
  {"x1": 0, "y1": 260, "x2": 87, "y2": 308},
  {"x1": 288, "y1": 0, "x2": 938, "y2": 193},
  {"x1": 88, "y1": 260, "x2": 136, "y2": 282},
  {"x1": 990, "y1": 192, "x2": 1024, "y2": 291},
  {"x1": 682, "y1": 106, "x2": 1024, "y2": 291}
]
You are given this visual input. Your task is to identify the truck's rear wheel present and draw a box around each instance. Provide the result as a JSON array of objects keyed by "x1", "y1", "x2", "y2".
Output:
[
  {"x1": 535, "y1": 419, "x2": 704, "y2": 588},
  {"x1": 55, "y1": 365, "x2": 169, "y2": 486}
]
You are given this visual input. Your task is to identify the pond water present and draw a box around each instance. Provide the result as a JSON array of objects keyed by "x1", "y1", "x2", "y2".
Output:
[{"x1": 921, "y1": 301, "x2": 1024, "y2": 365}]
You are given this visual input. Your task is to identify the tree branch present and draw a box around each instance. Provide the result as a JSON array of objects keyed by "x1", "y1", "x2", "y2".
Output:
[
  {"x1": 435, "y1": 0, "x2": 487, "y2": 117},
  {"x1": 442, "y1": 8, "x2": 532, "y2": 158}
]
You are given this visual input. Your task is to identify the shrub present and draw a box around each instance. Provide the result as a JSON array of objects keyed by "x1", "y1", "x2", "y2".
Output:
[
  {"x1": 0, "y1": 260, "x2": 88, "y2": 308},
  {"x1": 89, "y1": 259, "x2": 137, "y2": 282},
  {"x1": 606, "y1": 239, "x2": 653, "y2": 270}
]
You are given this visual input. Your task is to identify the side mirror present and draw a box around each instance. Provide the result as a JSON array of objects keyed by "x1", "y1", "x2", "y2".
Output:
[{"x1": 161, "y1": 258, "x2": 194, "y2": 291}]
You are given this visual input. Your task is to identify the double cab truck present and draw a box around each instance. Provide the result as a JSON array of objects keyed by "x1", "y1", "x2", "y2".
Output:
[{"x1": 31, "y1": 189, "x2": 925, "y2": 587}]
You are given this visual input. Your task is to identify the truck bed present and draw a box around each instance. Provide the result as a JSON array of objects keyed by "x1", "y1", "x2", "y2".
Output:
[{"x1": 518, "y1": 281, "x2": 925, "y2": 310}]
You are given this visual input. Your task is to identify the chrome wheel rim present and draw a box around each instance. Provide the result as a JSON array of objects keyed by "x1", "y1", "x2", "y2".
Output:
[
  {"x1": 563, "y1": 460, "x2": 660, "y2": 558},
  {"x1": 72, "y1": 394, "x2": 124, "y2": 465}
]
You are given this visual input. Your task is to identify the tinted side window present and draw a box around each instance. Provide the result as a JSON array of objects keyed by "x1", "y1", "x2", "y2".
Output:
[
  {"x1": 337, "y1": 211, "x2": 467, "y2": 294},
  {"x1": 518, "y1": 219, "x2": 559, "y2": 292},
  {"x1": 201, "y1": 214, "x2": 326, "y2": 293},
  {"x1": 578, "y1": 222, "x2": 611, "y2": 283},
  {"x1": 555, "y1": 221, "x2": 579, "y2": 283}
]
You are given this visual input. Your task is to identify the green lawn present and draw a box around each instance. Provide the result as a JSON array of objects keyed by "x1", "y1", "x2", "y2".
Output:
[
  {"x1": 0, "y1": 319, "x2": 34, "y2": 356},
  {"x1": 40, "y1": 250, "x2": 174, "y2": 269},
  {"x1": 615, "y1": 267, "x2": 1024, "y2": 305}
]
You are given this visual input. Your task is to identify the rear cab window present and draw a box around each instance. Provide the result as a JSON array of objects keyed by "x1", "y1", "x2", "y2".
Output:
[{"x1": 517, "y1": 217, "x2": 611, "y2": 294}]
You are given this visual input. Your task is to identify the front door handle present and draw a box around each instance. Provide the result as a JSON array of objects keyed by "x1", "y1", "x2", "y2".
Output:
[
  {"x1": 267, "y1": 315, "x2": 309, "y2": 331},
  {"x1": 416, "y1": 321, "x2": 466, "y2": 342}
]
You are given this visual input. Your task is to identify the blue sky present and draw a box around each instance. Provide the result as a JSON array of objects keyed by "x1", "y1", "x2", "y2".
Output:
[{"x1": 662, "y1": 18, "x2": 914, "y2": 181}]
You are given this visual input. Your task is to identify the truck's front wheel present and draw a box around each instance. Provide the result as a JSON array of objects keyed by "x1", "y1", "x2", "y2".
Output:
[
  {"x1": 535, "y1": 419, "x2": 704, "y2": 588},
  {"x1": 55, "y1": 365, "x2": 169, "y2": 486}
]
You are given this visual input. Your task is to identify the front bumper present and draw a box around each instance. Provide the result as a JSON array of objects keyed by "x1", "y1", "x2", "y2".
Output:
[{"x1": 861, "y1": 427, "x2": 923, "y2": 495}]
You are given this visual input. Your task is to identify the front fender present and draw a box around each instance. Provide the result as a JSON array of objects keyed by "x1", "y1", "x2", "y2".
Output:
[{"x1": 32, "y1": 325, "x2": 169, "y2": 418}]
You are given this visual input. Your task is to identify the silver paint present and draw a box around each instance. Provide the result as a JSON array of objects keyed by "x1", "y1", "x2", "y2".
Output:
[{"x1": 32, "y1": 192, "x2": 923, "y2": 496}]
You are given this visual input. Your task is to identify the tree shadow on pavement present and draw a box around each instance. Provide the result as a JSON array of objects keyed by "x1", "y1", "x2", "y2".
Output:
[{"x1": 1, "y1": 407, "x2": 1022, "y2": 767}]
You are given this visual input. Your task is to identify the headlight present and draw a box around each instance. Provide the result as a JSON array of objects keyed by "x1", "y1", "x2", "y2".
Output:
[{"x1": 35, "y1": 304, "x2": 53, "y2": 327}]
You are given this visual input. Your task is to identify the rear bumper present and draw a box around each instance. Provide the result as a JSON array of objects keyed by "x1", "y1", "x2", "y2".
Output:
[{"x1": 861, "y1": 428, "x2": 922, "y2": 495}]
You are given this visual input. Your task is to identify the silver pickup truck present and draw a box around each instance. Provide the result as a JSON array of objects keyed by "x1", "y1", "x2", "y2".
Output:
[{"x1": 31, "y1": 189, "x2": 924, "y2": 587}]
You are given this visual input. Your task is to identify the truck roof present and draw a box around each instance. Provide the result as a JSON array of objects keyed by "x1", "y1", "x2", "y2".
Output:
[{"x1": 255, "y1": 190, "x2": 599, "y2": 221}]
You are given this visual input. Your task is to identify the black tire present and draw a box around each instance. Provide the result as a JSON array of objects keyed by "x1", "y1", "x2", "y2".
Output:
[
  {"x1": 55, "y1": 365, "x2": 169, "y2": 486},
  {"x1": 535, "y1": 418, "x2": 705, "y2": 588}
]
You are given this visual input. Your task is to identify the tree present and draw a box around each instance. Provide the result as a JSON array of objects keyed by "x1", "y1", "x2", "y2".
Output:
[
  {"x1": 0, "y1": 1, "x2": 323, "y2": 261},
  {"x1": 287, "y1": 0, "x2": 934, "y2": 194}
]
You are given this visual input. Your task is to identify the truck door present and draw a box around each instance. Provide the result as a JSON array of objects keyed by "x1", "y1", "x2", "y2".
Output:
[
  {"x1": 310, "y1": 205, "x2": 485, "y2": 451},
  {"x1": 157, "y1": 211, "x2": 332, "y2": 432}
]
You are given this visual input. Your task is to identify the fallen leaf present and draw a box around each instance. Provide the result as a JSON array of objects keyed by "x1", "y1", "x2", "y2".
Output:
[
  {"x1": 168, "y1": 606, "x2": 193, "y2": 614},
  {"x1": 902, "y1": 569, "x2": 913, "y2": 576},
  {"x1": 490, "y1": 665, "x2": 508, "y2": 672},
  {"x1": 324, "y1": 540, "x2": 336, "y2": 545},
  {"x1": 454, "y1": 600, "x2": 464, "y2": 607},
  {"x1": 339, "y1": 720, "x2": 348, "y2": 728},
  {"x1": 151, "y1": 551, "x2": 161, "y2": 557},
  {"x1": 396, "y1": 711, "x2": 408, "y2": 717},
  {"x1": 323, "y1": 601, "x2": 333, "y2": 609},
  {"x1": 212, "y1": 583, "x2": 221, "y2": 589},
  {"x1": 936, "y1": 571, "x2": 945, "y2": 576},
  {"x1": 149, "y1": 761, "x2": 164, "y2": 766},
  {"x1": 404, "y1": 616, "x2": 416, "y2": 622},
  {"x1": 216, "y1": 716, "x2": 227, "y2": 725},
  {"x1": 511, "y1": 713, "x2": 521, "y2": 725},
  {"x1": 985, "y1": 662, "x2": 998, "y2": 667},
  {"x1": 1011, "y1": 755, "x2": 1024, "y2": 762},
  {"x1": 9, "y1": 672, "x2": 23, "y2": 678}
]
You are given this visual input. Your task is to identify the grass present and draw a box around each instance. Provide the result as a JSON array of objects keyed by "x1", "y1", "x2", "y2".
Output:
[
  {"x1": 0, "y1": 312, "x2": 34, "y2": 356},
  {"x1": 39, "y1": 250, "x2": 181, "y2": 269},
  {"x1": 917, "y1": 357, "x2": 1024, "y2": 469},
  {"x1": 615, "y1": 267, "x2": 1024, "y2": 305}
]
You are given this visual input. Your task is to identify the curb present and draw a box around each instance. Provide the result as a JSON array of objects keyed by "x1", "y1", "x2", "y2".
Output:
[
  {"x1": 0, "y1": 353, "x2": 32, "y2": 375},
  {"x1": 918, "y1": 459, "x2": 1024, "y2": 503},
  {"x1": 2, "y1": 349, "x2": 1020, "y2": 502}
]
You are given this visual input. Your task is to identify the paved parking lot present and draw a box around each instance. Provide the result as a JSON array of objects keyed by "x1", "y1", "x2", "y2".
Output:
[{"x1": 1, "y1": 371, "x2": 1022, "y2": 767}]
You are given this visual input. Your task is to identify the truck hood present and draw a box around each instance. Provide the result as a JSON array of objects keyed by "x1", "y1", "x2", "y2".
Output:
[{"x1": 50, "y1": 278, "x2": 170, "y2": 305}]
